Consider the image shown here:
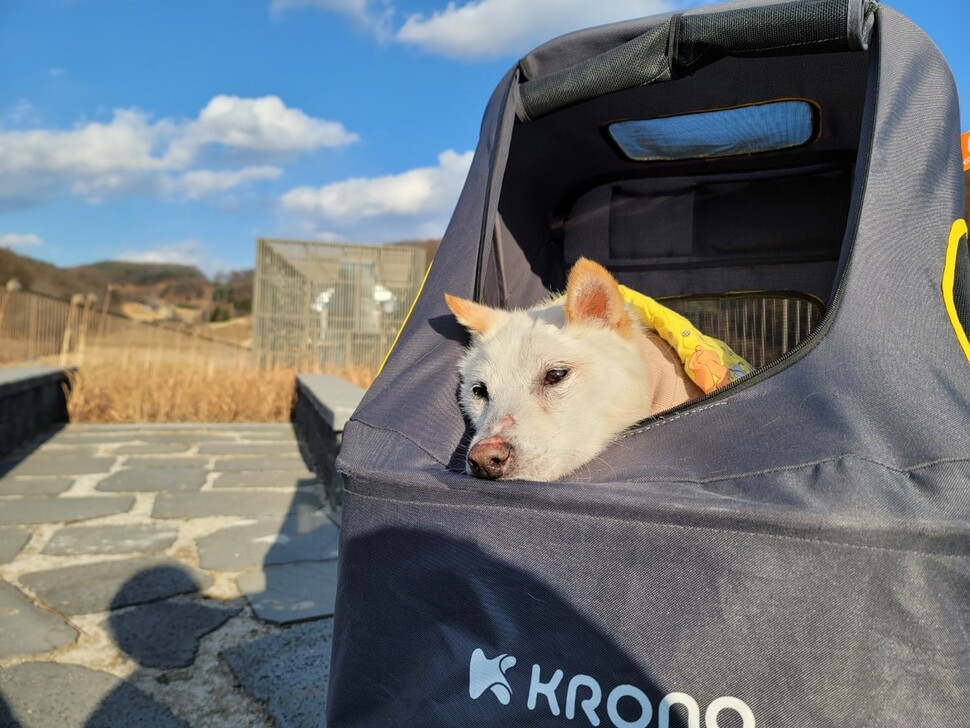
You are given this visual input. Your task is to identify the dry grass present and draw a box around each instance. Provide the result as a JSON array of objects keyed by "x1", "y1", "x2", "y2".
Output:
[
  {"x1": 62, "y1": 348, "x2": 375, "y2": 424},
  {"x1": 67, "y1": 360, "x2": 298, "y2": 423}
]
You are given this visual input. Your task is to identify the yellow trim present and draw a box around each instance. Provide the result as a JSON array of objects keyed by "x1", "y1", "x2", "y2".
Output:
[
  {"x1": 377, "y1": 260, "x2": 434, "y2": 376},
  {"x1": 943, "y1": 218, "x2": 970, "y2": 363}
]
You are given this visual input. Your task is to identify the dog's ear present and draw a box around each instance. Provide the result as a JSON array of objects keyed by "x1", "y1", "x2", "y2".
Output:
[
  {"x1": 564, "y1": 258, "x2": 635, "y2": 336},
  {"x1": 445, "y1": 293, "x2": 500, "y2": 336}
]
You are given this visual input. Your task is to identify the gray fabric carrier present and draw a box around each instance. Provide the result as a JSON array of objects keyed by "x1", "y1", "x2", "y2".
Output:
[{"x1": 329, "y1": 1, "x2": 970, "y2": 725}]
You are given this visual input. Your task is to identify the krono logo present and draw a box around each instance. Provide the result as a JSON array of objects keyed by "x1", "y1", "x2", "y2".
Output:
[
  {"x1": 469, "y1": 648, "x2": 517, "y2": 705},
  {"x1": 468, "y1": 647, "x2": 755, "y2": 727}
]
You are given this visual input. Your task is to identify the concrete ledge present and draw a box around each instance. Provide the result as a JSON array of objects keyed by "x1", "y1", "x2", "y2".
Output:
[
  {"x1": 292, "y1": 374, "x2": 365, "y2": 511},
  {"x1": 0, "y1": 366, "x2": 72, "y2": 458}
]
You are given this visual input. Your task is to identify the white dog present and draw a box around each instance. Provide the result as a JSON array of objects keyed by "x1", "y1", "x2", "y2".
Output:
[{"x1": 446, "y1": 258, "x2": 700, "y2": 481}]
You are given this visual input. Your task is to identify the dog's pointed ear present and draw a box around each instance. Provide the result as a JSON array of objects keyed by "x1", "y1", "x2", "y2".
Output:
[
  {"x1": 445, "y1": 293, "x2": 500, "y2": 335},
  {"x1": 564, "y1": 258, "x2": 634, "y2": 335}
]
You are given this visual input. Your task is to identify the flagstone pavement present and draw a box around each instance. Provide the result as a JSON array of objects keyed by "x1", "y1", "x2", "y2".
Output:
[{"x1": 0, "y1": 423, "x2": 340, "y2": 728}]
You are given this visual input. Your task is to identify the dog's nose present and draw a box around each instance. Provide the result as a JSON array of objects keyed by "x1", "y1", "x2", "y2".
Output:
[{"x1": 468, "y1": 437, "x2": 513, "y2": 479}]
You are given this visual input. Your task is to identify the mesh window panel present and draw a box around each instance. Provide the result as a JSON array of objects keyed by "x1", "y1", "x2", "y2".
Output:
[{"x1": 663, "y1": 293, "x2": 825, "y2": 369}]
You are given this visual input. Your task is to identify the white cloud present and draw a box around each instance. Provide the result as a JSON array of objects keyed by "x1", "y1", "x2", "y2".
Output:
[
  {"x1": 0, "y1": 232, "x2": 43, "y2": 249},
  {"x1": 164, "y1": 166, "x2": 283, "y2": 199},
  {"x1": 119, "y1": 239, "x2": 234, "y2": 276},
  {"x1": 281, "y1": 149, "x2": 472, "y2": 220},
  {"x1": 0, "y1": 96, "x2": 358, "y2": 209},
  {"x1": 271, "y1": 0, "x2": 393, "y2": 38},
  {"x1": 396, "y1": 0, "x2": 678, "y2": 60},
  {"x1": 165, "y1": 95, "x2": 358, "y2": 167},
  {"x1": 275, "y1": 0, "x2": 689, "y2": 60},
  {"x1": 279, "y1": 149, "x2": 473, "y2": 241}
]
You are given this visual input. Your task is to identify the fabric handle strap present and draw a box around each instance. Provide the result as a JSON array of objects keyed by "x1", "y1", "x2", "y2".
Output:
[{"x1": 516, "y1": 0, "x2": 876, "y2": 122}]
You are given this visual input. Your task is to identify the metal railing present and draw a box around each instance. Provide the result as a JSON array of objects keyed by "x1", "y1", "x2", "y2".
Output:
[{"x1": 0, "y1": 289, "x2": 250, "y2": 369}]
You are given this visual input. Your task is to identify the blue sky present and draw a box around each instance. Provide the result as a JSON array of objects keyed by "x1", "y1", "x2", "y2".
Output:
[{"x1": 1, "y1": 0, "x2": 967, "y2": 276}]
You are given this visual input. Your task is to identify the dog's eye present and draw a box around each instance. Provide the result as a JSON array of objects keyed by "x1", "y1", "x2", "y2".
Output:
[
  {"x1": 471, "y1": 382, "x2": 489, "y2": 400},
  {"x1": 544, "y1": 368, "x2": 569, "y2": 386}
]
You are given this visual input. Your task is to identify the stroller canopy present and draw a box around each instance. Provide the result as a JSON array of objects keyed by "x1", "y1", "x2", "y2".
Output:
[{"x1": 331, "y1": 0, "x2": 970, "y2": 725}]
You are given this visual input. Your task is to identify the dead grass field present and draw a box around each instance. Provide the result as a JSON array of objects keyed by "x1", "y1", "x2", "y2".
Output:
[
  {"x1": 66, "y1": 359, "x2": 298, "y2": 423},
  {"x1": 62, "y1": 349, "x2": 375, "y2": 424}
]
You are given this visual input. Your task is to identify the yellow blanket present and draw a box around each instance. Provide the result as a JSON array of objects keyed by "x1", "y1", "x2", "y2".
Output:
[{"x1": 619, "y1": 286, "x2": 754, "y2": 394}]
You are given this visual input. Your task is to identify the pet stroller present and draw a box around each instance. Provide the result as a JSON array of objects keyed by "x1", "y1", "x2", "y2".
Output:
[{"x1": 329, "y1": 0, "x2": 970, "y2": 724}]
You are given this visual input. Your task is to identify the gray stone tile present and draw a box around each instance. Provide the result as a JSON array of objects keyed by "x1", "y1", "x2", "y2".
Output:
[
  {"x1": 212, "y1": 470, "x2": 319, "y2": 490},
  {"x1": 223, "y1": 619, "x2": 332, "y2": 728},
  {"x1": 0, "y1": 476, "x2": 74, "y2": 495},
  {"x1": 0, "y1": 527, "x2": 30, "y2": 562},
  {"x1": 0, "y1": 662, "x2": 188, "y2": 728},
  {"x1": 111, "y1": 432, "x2": 235, "y2": 444},
  {"x1": 112, "y1": 442, "x2": 193, "y2": 455},
  {"x1": 237, "y1": 560, "x2": 338, "y2": 624},
  {"x1": 19, "y1": 556, "x2": 212, "y2": 615},
  {"x1": 197, "y1": 442, "x2": 303, "y2": 456},
  {"x1": 198, "y1": 513, "x2": 339, "y2": 571},
  {"x1": 30, "y1": 444, "x2": 99, "y2": 457},
  {"x1": 123, "y1": 456, "x2": 210, "y2": 469},
  {"x1": 0, "y1": 456, "x2": 115, "y2": 477},
  {"x1": 153, "y1": 490, "x2": 321, "y2": 520},
  {"x1": 0, "y1": 496, "x2": 134, "y2": 525},
  {"x1": 212, "y1": 457, "x2": 314, "y2": 474},
  {"x1": 97, "y1": 467, "x2": 207, "y2": 492},
  {"x1": 0, "y1": 582, "x2": 78, "y2": 658},
  {"x1": 43, "y1": 524, "x2": 179, "y2": 556},
  {"x1": 43, "y1": 431, "x2": 142, "y2": 444},
  {"x1": 106, "y1": 601, "x2": 240, "y2": 669},
  {"x1": 234, "y1": 429, "x2": 300, "y2": 441}
]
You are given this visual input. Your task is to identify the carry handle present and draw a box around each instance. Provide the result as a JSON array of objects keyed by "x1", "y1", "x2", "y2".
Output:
[{"x1": 516, "y1": 0, "x2": 877, "y2": 122}]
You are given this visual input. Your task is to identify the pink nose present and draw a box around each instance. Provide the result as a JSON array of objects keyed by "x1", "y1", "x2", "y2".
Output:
[{"x1": 468, "y1": 436, "x2": 513, "y2": 479}]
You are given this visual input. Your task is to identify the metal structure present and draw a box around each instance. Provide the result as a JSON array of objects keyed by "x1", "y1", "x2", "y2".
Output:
[
  {"x1": 0, "y1": 289, "x2": 250, "y2": 368},
  {"x1": 253, "y1": 239, "x2": 427, "y2": 373}
]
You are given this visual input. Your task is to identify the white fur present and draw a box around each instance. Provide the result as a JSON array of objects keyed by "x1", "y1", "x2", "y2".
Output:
[{"x1": 455, "y1": 297, "x2": 656, "y2": 481}]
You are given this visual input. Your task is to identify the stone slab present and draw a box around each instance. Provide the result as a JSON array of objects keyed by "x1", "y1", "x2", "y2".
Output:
[
  {"x1": 153, "y1": 490, "x2": 321, "y2": 520},
  {"x1": 0, "y1": 527, "x2": 30, "y2": 562},
  {"x1": 237, "y1": 560, "x2": 338, "y2": 624},
  {"x1": 54, "y1": 431, "x2": 226, "y2": 444},
  {"x1": 112, "y1": 443, "x2": 193, "y2": 455},
  {"x1": 212, "y1": 457, "x2": 314, "y2": 474},
  {"x1": 212, "y1": 470, "x2": 319, "y2": 490},
  {"x1": 123, "y1": 456, "x2": 210, "y2": 469},
  {"x1": 0, "y1": 496, "x2": 134, "y2": 526},
  {"x1": 43, "y1": 524, "x2": 179, "y2": 556},
  {"x1": 19, "y1": 556, "x2": 212, "y2": 615},
  {"x1": 296, "y1": 373, "x2": 364, "y2": 432},
  {"x1": 198, "y1": 513, "x2": 339, "y2": 571},
  {"x1": 231, "y1": 429, "x2": 300, "y2": 441},
  {"x1": 28, "y1": 444, "x2": 98, "y2": 457},
  {"x1": 223, "y1": 619, "x2": 333, "y2": 728},
  {"x1": 0, "y1": 581, "x2": 79, "y2": 658},
  {"x1": 106, "y1": 601, "x2": 240, "y2": 669},
  {"x1": 0, "y1": 662, "x2": 188, "y2": 728},
  {"x1": 0, "y1": 456, "x2": 115, "y2": 477},
  {"x1": 197, "y1": 442, "x2": 303, "y2": 456},
  {"x1": 0, "y1": 476, "x2": 74, "y2": 495},
  {"x1": 97, "y1": 467, "x2": 207, "y2": 492}
]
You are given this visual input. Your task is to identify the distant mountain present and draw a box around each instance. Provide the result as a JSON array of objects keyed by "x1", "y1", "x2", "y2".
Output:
[{"x1": 0, "y1": 248, "x2": 245, "y2": 320}]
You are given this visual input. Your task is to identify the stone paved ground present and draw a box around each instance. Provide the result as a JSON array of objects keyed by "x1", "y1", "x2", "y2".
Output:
[{"x1": 0, "y1": 423, "x2": 339, "y2": 728}]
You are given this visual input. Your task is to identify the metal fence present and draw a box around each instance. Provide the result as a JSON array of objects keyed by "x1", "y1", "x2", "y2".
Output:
[
  {"x1": 0, "y1": 288, "x2": 250, "y2": 369},
  {"x1": 253, "y1": 239, "x2": 427, "y2": 373}
]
